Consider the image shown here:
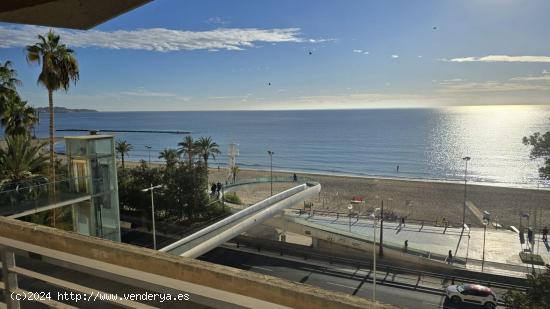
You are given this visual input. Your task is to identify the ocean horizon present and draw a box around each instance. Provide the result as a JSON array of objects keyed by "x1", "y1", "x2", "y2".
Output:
[{"x1": 32, "y1": 105, "x2": 550, "y2": 189}]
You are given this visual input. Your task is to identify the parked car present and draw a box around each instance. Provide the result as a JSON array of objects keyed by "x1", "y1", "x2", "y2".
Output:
[{"x1": 446, "y1": 284, "x2": 497, "y2": 309}]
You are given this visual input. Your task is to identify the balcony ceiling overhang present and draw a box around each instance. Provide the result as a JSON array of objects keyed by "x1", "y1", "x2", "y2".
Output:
[{"x1": 0, "y1": 0, "x2": 151, "y2": 30}]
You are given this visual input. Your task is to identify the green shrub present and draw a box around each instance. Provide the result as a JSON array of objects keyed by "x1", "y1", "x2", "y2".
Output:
[{"x1": 224, "y1": 192, "x2": 242, "y2": 205}]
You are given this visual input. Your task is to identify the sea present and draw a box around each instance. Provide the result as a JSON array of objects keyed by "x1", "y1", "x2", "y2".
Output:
[{"x1": 32, "y1": 105, "x2": 550, "y2": 189}]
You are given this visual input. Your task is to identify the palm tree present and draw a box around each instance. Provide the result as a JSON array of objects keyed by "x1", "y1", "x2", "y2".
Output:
[
  {"x1": 0, "y1": 60, "x2": 21, "y2": 113},
  {"x1": 1, "y1": 93, "x2": 38, "y2": 136},
  {"x1": 0, "y1": 134, "x2": 48, "y2": 189},
  {"x1": 231, "y1": 165, "x2": 239, "y2": 183},
  {"x1": 115, "y1": 140, "x2": 133, "y2": 170},
  {"x1": 158, "y1": 148, "x2": 178, "y2": 168},
  {"x1": 0, "y1": 60, "x2": 20, "y2": 91},
  {"x1": 26, "y1": 30, "x2": 79, "y2": 190},
  {"x1": 178, "y1": 136, "x2": 196, "y2": 166},
  {"x1": 194, "y1": 136, "x2": 221, "y2": 170}
]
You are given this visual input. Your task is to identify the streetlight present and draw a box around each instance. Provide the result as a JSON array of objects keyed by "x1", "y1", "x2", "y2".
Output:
[
  {"x1": 379, "y1": 198, "x2": 384, "y2": 257},
  {"x1": 482, "y1": 218, "x2": 488, "y2": 272},
  {"x1": 462, "y1": 156, "x2": 471, "y2": 227},
  {"x1": 145, "y1": 145, "x2": 152, "y2": 165},
  {"x1": 141, "y1": 184, "x2": 163, "y2": 250},
  {"x1": 371, "y1": 207, "x2": 381, "y2": 302},
  {"x1": 348, "y1": 204, "x2": 353, "y2": 232},
  {"x1": 268, "y1": 150, "x2": 274, "y2": 196}
]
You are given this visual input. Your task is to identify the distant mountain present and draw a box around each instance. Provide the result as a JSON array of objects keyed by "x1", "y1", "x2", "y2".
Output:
[{"x1": 35, "y1": 107, "x2": 98, "y2": 113}]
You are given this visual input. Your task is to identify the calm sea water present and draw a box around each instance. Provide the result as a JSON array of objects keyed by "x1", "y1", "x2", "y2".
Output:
[{"x1": 34, "y1": 105, "x2": 550, "y2": 188}]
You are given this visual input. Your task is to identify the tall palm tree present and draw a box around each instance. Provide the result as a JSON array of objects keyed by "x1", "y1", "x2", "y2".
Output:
[
  {"x1": 115, "y1": 140, "x2": 133, "y2": 170},
  {"x1": 178, "y1": 136, "x2": 196, "y2": 166},
  {"x1": 1, "y1": 93, "x2": 38, "y2": 136},
  {"x1": 158, "y1": 148, "x2": 178, "y2": 168},
  {"x1": 231, "y1": 165, "x2": 239, "y2": 183},
  {"x1": 0, "y1": 60, "x2": 21, "y2": 113},
  {"x1": 26, "y1": 30, "x2": 79, "y2": 191},
  {"x1": 194, "y1": 136, "x2": 221, "y2": 170},
  {"x1": 0, "y1": 134, "x2": 48, "y2": 188}
]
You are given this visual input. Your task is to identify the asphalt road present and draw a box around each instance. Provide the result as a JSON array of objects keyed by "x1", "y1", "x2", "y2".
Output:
[{"x1": 199, "y1": 246, "x2": 505, "y2": 309}]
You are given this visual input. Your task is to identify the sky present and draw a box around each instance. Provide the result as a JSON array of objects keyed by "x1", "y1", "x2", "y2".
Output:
[{"x1": 1, "y1": 0, "x2": 550, "y2": 111}]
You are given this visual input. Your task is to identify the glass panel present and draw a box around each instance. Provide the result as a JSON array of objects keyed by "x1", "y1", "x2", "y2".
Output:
[
  {"x1": 93, "y1": 139, "x2": 113, "y2": 155},
  {"x1": 67, "y1": 140, "x2": 88, "y2": 156}
]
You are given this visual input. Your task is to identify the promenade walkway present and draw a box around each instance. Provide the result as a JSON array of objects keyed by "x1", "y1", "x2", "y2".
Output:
[{"x1": 284, "y1": 210, "x2": 550, "y2": 277}]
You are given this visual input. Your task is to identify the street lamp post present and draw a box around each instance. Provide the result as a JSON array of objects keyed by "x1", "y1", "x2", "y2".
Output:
[
  {"x1": 379, "y1": 199, "x2": 384, "y2": 257},
  {"x1": 482, "y1": 219, "x2": 487, "y2": 272},
  {"x1": 268, "y1": 150, "x2": 274, "y2": 196},
  {"x1": 141, "y1": 184, "x2": 163, "y2": 250},
  {"x1": 145, "y1": 145, "x2": 152, "y2": 165},
  {"x1": 462, "y1": 156, "x2": 471, "y2": 227},
  {"x1": 348, "y1": 204, "x2": 353, "y2": 232},
  {"x1": 371, "y1": 207, "x2": 380, "y2": 302}
]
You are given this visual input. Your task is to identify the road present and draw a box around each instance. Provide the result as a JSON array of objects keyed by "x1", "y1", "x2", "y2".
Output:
[{"x1": 199, "y1": 245, "x2": 506, "y2": 309}]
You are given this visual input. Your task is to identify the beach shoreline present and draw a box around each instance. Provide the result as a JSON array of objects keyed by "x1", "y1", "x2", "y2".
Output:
[{"x1": 122, "y1": 160, "x2": 550, "y2": 228}]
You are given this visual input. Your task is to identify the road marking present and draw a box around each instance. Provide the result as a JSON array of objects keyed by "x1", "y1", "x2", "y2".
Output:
[
  {"x1": 326, "y1": 281, "x2": 356, "y2": 289},
  {"x1": 242, "y1": 264, "x2": 273, "y2": 272}
]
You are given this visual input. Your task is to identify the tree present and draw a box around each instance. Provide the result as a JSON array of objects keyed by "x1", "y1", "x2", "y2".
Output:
[
  {"x1": 158, "y1": 148, "x2": 178, "y2": 168},
  {"x1": 0, "y1": 134, "x2": 48, "y2": 189},
  {"x1": 178, "y1": 136, "x2": 196, "y2": 166},
  {"x1": 1, "y1": 93, "x2": 38, "y2": 136},
  {"x1": 26, "y1": 30, "x2": 79, "y2": 190},
  {"x1": 523, "y1": 131, "x2": 550, "y2": 179},
  {"x1": 194, "y1": 136, "x2": 221, "y2": 170},
  {"x1": 0, "y1": 60, "x2": 21, "y2": 105},
  {"x1": 231, "y1": 165, "x2": 239, "y2": 183},
  {"x1": 115, "y1": 140, "x2": 133, "y2": 170},
  {"x1": 504, "y1": 265, "x2": 550, "y2": 308}
]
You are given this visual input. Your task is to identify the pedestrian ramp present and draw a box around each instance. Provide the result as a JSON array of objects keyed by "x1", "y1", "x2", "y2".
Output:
[{"x1": 160, "y1": 182, "x2": 321, "y2": 258}]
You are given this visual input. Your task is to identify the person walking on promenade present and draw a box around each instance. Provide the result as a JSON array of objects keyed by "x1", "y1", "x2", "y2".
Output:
[
  {"x1": 543, "y1": 226, "x2": 548, "y2": 242},
  {"x1": 447, "y1": 250, "x2": 453, "y2": 264},
  {"x1": 216, "y1": 182, "x2": 222, "y2": 198},
  {"x1": 404, "y1": 240, "x2": 408, "y2": 252},
  {"x1": 401, "y1": 217, "x2": 406, "y2": 227},
  {"x1": 293, "y1": 173, "x2": 298, "y2": 182}
]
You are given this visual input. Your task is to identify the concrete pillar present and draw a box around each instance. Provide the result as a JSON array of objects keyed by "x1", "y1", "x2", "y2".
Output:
[{"x1": 1, "y1": 247, "x2": 20, "y2": 309}]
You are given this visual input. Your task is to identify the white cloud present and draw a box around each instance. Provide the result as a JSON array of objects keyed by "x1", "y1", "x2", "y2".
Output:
[
  {"x1": 352, "y1": 49, "x2": 369, "y2": 55},
  {"x1": 118, "y1": 89, "x2": 178, "y2": 97},
  {"x1": 206, "y1": 17, "x2": 231, "y2": 25},
  {"x1": 438, "y1": 81, "x2": 550, "y2": 93},
  {"x1": 439, "y1": 78, "x2": 466, "y2": 85},
  {"x1": 446, "y1": 55, "x2": 550, "y2": 63},
  {"x1": 0, "y1": 25, "x2": 318, "y2": 52},
  {"x1": 510, "y1": 75, "x2": 550, "y2": 81},
  {"x1": 391, "y1": 54, "x2": 399, "y2": 58}
]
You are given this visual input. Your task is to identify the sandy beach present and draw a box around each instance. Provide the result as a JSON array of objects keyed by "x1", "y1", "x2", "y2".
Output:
[
  {"x1": 207, "y1": 167, "x2": 550, "y2": 229},
  {"x1": 122, "y1": 160, "x2": 550, "y2": 228}
]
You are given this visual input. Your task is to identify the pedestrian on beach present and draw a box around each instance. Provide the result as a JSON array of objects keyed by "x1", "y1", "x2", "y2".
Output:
[
  {"x1": 396, "y1": 165, "x2": 400, "y2": 173},
  {"x1": 543, "y1": 226, "x2": 548, "y2": 242},
  {"x1": 447, "y1": 250, "x2": 453, "y2": 264},
  {"x1": 293, "y1": 173, "x2": 298, "y2": 182},
  {"x1": 404, "y1": 240, "x2": 408, "y2": 252}
]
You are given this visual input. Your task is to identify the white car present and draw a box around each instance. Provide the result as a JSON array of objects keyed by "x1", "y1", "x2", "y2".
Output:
[{"x1": 446, "y1": 284, "x2": 497, "y2": 309}]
